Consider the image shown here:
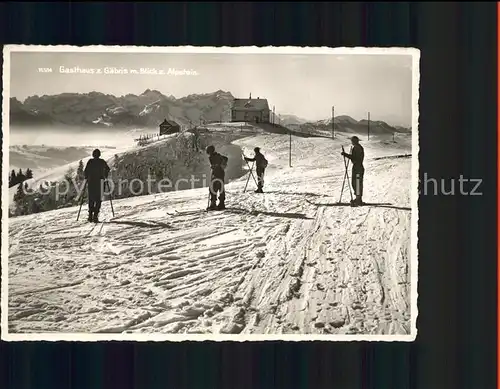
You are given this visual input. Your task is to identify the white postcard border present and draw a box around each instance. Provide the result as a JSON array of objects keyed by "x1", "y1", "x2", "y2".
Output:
[{"x1": 1, "y1": 45, "x2": 419, "y2": 342}]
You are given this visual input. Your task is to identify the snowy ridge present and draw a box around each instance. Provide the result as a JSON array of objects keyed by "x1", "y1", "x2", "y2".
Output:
[
  {"x1": 139, "y1": 100, "x2": 161, "y2": 116},
  {"x1": 5, "y1": 131, "x2": 416, "y2": 340},
  {"x1": 11, "y1": 90, "x2": 235, "y2": 128}
]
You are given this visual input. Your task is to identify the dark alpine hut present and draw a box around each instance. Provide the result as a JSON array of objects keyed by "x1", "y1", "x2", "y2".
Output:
[{"x1": 159, "y1": 118, "x2": 180, "y2": 135}]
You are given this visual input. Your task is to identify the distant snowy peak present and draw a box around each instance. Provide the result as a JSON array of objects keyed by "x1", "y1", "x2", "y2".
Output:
[
  {"x1": 92, "y1": 117, "x2": 112, "y2": 127},
  {"x1": 395, "y1": 125, "x2": 411, "y2": 132},
  {"x1": 315, "y1": 118, "x2": 332, "y2": 126},
  {"x1": 106, "y1": 106, "x2": 127, "y2": 115},
  {"x1": 307, "y1": 115, "x2": 405, "y2": 130},
  {"x1": 278, "y1": 114, "x2": 309, "y2": 126},
  {"x1": 139, "y1": 100, "x2": 162, "y2": 116},
  {"x1": 10, "y1": 90, "x2": 236, "y2": 129},
  {"x1": 9, "y1": 97, "x2": 53, "y2": 125},
  {"x1": 180, "y1": 90, "x2": 234, "y2": 102},
  {"x1": 213, "y1": 90, "x2": 234, "y2": 99},
  {"x1": 313, "y1": 115, "x2": 358, "y2": 126},
  {"x1": 140, "y1": 89, "x2": 164, "y2": 98},
  {"x1": 295, "y1": 115, "x2": 410, "y2": 136},
  {"x1": 334, "y1": 115, "x2": 358, "y2": 124}
]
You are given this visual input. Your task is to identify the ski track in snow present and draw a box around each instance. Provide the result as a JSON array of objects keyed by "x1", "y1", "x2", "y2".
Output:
[{"x1": 7, "y1": 132, "x2": 413, "y2": 336}]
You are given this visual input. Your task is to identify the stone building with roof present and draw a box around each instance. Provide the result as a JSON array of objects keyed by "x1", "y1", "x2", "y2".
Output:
[{"x1": 230, "y1": 94, "x2": 270, "y2": 123}]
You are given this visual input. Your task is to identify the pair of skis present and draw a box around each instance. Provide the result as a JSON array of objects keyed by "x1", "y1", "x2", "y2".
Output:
[
  {"x1": 205, "y1": 157, "x2": 260, "y2": 212},
  {"x1": 243, "y1": 159, "x2": 259, "y2": 192},
  {"x1": 205, "y1": 182, "x2": 225, "y2": 212}
]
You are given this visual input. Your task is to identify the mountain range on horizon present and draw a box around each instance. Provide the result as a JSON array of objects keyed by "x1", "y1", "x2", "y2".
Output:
[{"x1": 9, "y1": 90, "x2": 411, "y2": 133}]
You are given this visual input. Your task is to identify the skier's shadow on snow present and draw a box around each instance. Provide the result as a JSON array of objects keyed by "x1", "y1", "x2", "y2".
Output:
[
  {"x1": 308, "y1": 202, "x2": 411, "y2": 211},
  {"x1": 106, "y1": 220, "x2": 174, "y2": 229},
  {"x1": 225, "y1": 207, "x2": 313, "y2": 220},
  {"x1": 262, "y1": 191, "x2": 329, "y2": 198}
]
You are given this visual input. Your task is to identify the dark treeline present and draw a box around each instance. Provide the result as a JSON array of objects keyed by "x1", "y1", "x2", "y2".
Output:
[
  {"x1": 9, "y1": 168, "x2": 33, "y2": 188},
  {"x1": 11, "y1": 160, "x2": 86, "y2": 217}
]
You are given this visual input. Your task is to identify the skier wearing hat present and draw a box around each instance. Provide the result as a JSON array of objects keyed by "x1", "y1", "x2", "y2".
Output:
[
  {"x1": 341, "y1": 136, "x2": 365, "y2": 206},
  {"x1": 206, "y1": 145, "x2": 228, "y2": 210},
  {"x1": 244, "y1": 147, "x2": 268, "y2": 193},
  {"x1": 84, "y1": 149, "x2": 111, "y2": 222}
]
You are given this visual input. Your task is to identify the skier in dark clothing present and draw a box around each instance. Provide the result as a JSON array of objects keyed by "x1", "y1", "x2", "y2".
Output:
[
  {"x1": 341, "y1": 136, "x2": 365, "y2": 206},
  {"x1": 206, "y1": 145, "x2": 228, "y2": 210},
  {"x1": 244, "y1": 147, "x2": 268, "y2": 193},
  {"x1": 84, "y1": 149, "x2": 110, "y2": 222}
]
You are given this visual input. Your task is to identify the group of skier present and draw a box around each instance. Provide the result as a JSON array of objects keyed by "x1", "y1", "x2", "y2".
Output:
[
  {"x1": 82, "y1": 136, "x2": 365, "y2": 221},
  {"x1": 204, "y1": 145, "x2": 269, "y2": 211},
  {"x1": 204, "y1": 135, "x2": 364, "y2": 211}
]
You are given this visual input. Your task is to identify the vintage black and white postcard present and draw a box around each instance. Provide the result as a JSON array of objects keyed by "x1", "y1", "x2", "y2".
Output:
[{"x1": 1, "y1": 45, "x2": 419, "y2": 341}]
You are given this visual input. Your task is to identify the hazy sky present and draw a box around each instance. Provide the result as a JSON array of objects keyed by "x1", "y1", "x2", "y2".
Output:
[{"x1": 9, "y1": 51, "x2": 414, "y2": 126}]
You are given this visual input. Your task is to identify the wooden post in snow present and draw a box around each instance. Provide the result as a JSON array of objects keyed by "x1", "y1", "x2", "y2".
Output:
[
  {"x1": 332, "y1": 106, "x2": 335, "y2": 139},
  {"x1": 367, "y1": 112, "x2": 370, "y2": 141}
]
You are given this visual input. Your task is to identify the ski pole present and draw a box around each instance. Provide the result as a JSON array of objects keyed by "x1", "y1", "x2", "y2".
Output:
[
  {"x1": 339, "y1": 149, "x2": 347, "y2": 203},
  {"x1": 244, "y1": 159, "x2": 259, "y2": 187},
  {"x1": 346, "y1": 146, "x2": 353, "y2": 201},
  {"x1": 241, "y1": 153, "x2": 253, "y2": 192},
  {"x1": 341, "y1": 160, "x2": 353, "y2": 203},
  {"x1": 339, "y1": 146, "x2": 353, "y2": 203},
  {"x1": 243, "y1": 160, "x2": 255, "y2": 192},
  {"x1": 76, "y1": 179, "x2": 87, "y2": 221},
  {"x1": 340, "y1": 146, "x2": 353, "y2": 203},
  {"x1": 105, "y1": 180, "x2": 115, "y2": 218}
]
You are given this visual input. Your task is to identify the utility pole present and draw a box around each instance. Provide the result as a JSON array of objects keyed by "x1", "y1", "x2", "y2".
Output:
[
  {"x1": 332, "y1": 106, "x2": 335, "y2": 139},
  {"x1": 367, "y1": 111, "x2": 370, "y2": 141}
]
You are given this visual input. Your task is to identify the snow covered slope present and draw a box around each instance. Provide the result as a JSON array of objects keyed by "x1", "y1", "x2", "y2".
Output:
[
  {"x1": 6, "y1": 131, "x2": 416, "y2": 338},
  {"x1": 7, "y1": 128, "x2": 158, "y2": 210}
]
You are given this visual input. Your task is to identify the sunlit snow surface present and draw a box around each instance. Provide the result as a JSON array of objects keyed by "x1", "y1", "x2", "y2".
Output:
[{"x1": 7, "y1": 128, "x2": 414, "y2": 337}]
